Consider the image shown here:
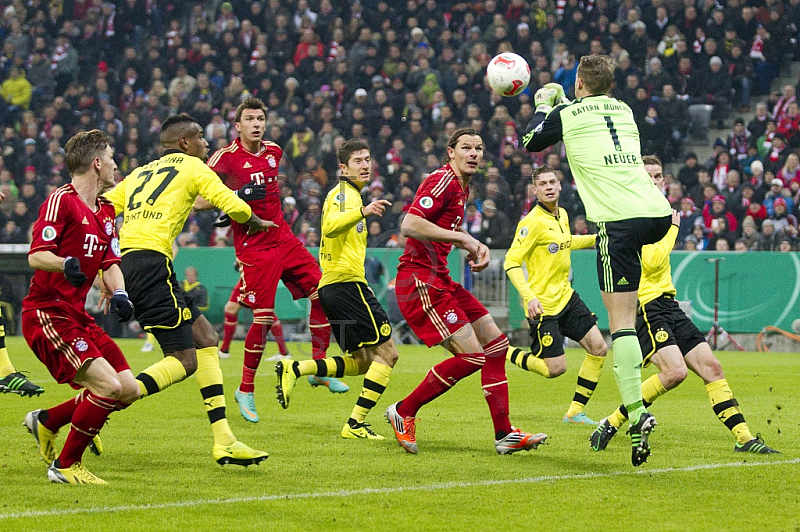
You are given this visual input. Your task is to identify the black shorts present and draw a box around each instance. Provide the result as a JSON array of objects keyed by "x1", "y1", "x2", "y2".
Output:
[
  {"x1": 318, "y1": 282, "x2": 392, "y2": 354},
  {"x1": 596, "y1": 216, "x2": 672, "y2": 292},
  {"x1": 121, "y1": 250, "x2": 199, "y2": 352},
  {"x1": 636, "y1": 295, "x2": 706, "y2": 366},
  {"x1": 527, "y1": 291, "x2": 598, "y2": 359}
]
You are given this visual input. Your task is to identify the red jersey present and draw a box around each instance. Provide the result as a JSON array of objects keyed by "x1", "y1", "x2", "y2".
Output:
[
  {"x1": 207, "y1": 138, "x2": 294, "y2": 251},
  {"x1": 398, "y1": 164, "x2": 468, "y2": 278},
  {"x1": 24, "y1": 184, "x2": 120, "y2": 319}
]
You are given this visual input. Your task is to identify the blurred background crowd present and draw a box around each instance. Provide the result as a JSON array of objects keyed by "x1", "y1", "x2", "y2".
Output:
[{"x1": 0, "y1": 0, "x2": 798, "y2": 255}]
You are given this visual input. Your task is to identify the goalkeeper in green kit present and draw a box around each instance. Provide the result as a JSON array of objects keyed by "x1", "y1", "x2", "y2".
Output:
[{"x1": 522, "y1": 55, "x2": 672, "y2": 466}]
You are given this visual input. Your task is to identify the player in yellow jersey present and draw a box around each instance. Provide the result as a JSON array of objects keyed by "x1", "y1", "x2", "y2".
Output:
[
  {"x1": 504, "y1": 165, "x2": 608, "y2": 426},
  {"x1": 275, "y1": 139, "x2": 398, "y2": 440},
  {"x1": 103, "y1": 114, "x2": 275, "y2": 466},
  {"x1": 590, "y1": 155, "x2": 779, "y2": 455}
]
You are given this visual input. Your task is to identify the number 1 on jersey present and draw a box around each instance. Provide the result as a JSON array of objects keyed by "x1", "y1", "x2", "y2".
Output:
[{"x1": 604, "y1": 116, "x2": 622, "y2": 152}]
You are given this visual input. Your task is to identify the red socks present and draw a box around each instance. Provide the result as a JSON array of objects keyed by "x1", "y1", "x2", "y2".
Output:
[
  {"x1": 240, "y1": 309, "x2": 273, "y2": 393},
  {"x1": 308, "y1": 292, "x2": 330, "y2": 360},
  {"x1": 42, "y1": 389, "x2": 88, "y2": 433},
  {"x1": 58, "y1": 394, "x2": 116, "y2": 467},
  {"x1": 396, "y1": 355, "x2": 484, "y2": 418},
  {"x1": 481, "y1": 335, "x2": 512, "y2": 437},
  {"x1": 220, "y1": 311, "x2": 238, "y2": 353},
  {"x1": 272, "y1": 319, "x2": 289, "y2": 355}
]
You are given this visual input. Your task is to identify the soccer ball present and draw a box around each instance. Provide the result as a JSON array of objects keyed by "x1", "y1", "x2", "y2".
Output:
[{"x1": 486, "y1": 52, "x2": 530, "y2": 97}]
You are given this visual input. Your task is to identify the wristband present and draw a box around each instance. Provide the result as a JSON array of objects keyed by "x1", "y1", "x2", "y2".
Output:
[{"x1": 113, "y1": 289, "x2": 128, "y2": 297}]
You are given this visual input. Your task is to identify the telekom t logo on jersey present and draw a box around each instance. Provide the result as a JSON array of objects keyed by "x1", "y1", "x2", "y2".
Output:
[
  {"x1": 83, "y1": 233, "x2": 100, "y2": 257},
  {"x1": 251, "y1": 171, "x2": 276, "y2": 184}
]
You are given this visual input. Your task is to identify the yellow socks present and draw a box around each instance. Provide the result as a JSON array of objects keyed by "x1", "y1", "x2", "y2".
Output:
[
  {"x1": 296, "y1": 356, "x2": 361, "y2": 378},
  {"x1": 565, "y1": 353, "x2": 605, "y2": 417},
  {"x1": 349, "y1": 362, "x2": 392, "y2": 424},
  {"x1": 706, "y1": 379, "x2": 754, "y2": 445},
  {"x1": 136, "y1": 356, "x2": 187, "y2": 398},
  {"x1": 506, "y1": 347, "x2": 550, "y2": 377},
  {"x1": 195, "y1": 347, "x2": 236, "y2": 447}
]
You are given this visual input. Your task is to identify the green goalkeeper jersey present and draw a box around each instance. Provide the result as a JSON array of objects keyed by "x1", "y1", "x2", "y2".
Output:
[{"x1": 522, "y1": 94, "x2": 671, "y2": 222}]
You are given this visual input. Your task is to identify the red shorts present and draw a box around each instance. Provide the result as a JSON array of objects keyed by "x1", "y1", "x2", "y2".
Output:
[
  {"x1": 229, "y1": 278, "x2": 244, "y2": 305},
  {"x1": 395, "y1": 268, "x2": 489, "y2": 347},
  {"x1": 237, "y1": 238, "x2": 321, "y2": 309},
  {"x1": 21, "y1": 308, "x2": 130, "y2": 389}
]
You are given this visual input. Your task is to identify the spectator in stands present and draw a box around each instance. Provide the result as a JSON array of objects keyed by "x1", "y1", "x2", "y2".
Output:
[
  {"x1": 704, "y1": 194, "x2": 738, "y2": 233},
  {"x1": 764, "y1": 134, "x2": 788, "y2": 174},
  {"x1": 658, "y1": 84, "x2": 690, "y2": 162},
  {"x1": 726, "y1": 118, "x2": 751, "y2": 161},
  {"x1": 771, "y1": 84, "x2": 796, "y2": 121},
  {"x1": 770, "y1": 198, "x2": 799, "y2": 238},
  {"x1": 689, "y1": 220, "x2": 710, "y2": 250},
  {"x1": 777, "y1": 153, "x2": 800, "y2": 187},
  {"x1": 698, "y1": 56, "x2": 733, "y2": 129},
  {"x1": 758, "y1": 219, "x2": 780, "y2": 250},
  {"x1": 778, "y1": 237, "x2": 796, "y2": 252},
  {"x1": 776, "y1": 102, "x2": 800, "y2": 148},
  {"x1": 739, "y1": 217, "x2": 761, "y2": 250},
  {"x1": 678, "y1": 197, "x2": 702, "y2": 242},
  {"x1": 479, "y1": 199, "x2": 512, "y2": 249},
  {"x1": 677, "y1": 152, "x2": 700, "y2": 191},
  {"x1": 747, "y1": 101, "x2": 770, "y2": 141},
  {"x1": 720, "y1": 169, "x2": 742, "y2": 204}
]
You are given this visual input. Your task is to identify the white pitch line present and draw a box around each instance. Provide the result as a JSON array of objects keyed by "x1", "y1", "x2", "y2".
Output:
[{"x1": 3, "y1": 458, "x2": 797, "y2": 520}]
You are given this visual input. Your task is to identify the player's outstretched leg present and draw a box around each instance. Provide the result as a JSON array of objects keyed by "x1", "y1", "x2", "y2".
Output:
[
  {"x1": 0, "y1": 335, "x2": 44, "y2": 396},
  {"x1": 308, "y1": 292, "x2": 347, "y2": 392},
  {"x1": 484, "y1": 336, "x2": 548, "y2": 455},
  {"x1": 385, "y1": 402, "x2": 418, "y2": 454},
  {"x1": 706, "y1": 379, "x2": 780, "y2": 454},
  {"x1": 276, "y1": 356, "x2": 360, "y2": 409},
  {"x1": 506, "y1": 346, "x2": 550, "y2": 377},
  {"x1": 0, "y1": 371, "x2": 44, "y2": 396}
]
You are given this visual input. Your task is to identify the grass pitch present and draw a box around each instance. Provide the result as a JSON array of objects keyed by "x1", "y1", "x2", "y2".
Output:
[{"x1": 1, "y1": 337, "x2": 798, "y2": 531}]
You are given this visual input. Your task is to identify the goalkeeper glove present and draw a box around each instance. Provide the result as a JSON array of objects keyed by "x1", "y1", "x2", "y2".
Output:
[{"x1": 534, "y1": 83, "x2": 568, "y2": 113}]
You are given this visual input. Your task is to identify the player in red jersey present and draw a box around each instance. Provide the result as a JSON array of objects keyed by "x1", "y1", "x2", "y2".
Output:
[
  {"x1": 219, "y1": 276, "x2": 291, "y2": 361},
  {"x1": 203, "y1": 97, "x2": 340, "y2": 424},
  {"x1": 21, "y1": 130, "x2": 137, "y2": 485},
  {"x1": 385, "y1": 128, "x2": 548, "y2": 455}
]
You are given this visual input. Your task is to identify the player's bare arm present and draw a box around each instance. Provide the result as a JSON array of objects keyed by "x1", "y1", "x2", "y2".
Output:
[
  {"x1": 29, "y1": 250, "x2": 75, "y2": 272},
  {"x1": 29, "y1": 250, "x2": 88, "y2": 288},
  {"x1": 458, "y1": 228, "x2": 490, "y2": 272},
  {"x1": 402, "y1": 213, "x2": 483, "y2": 262}
]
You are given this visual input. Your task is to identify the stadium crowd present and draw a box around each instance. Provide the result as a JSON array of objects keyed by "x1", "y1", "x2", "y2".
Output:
[{"x1": 0, "y1": 0, "x2": 799, "y2": 253}]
